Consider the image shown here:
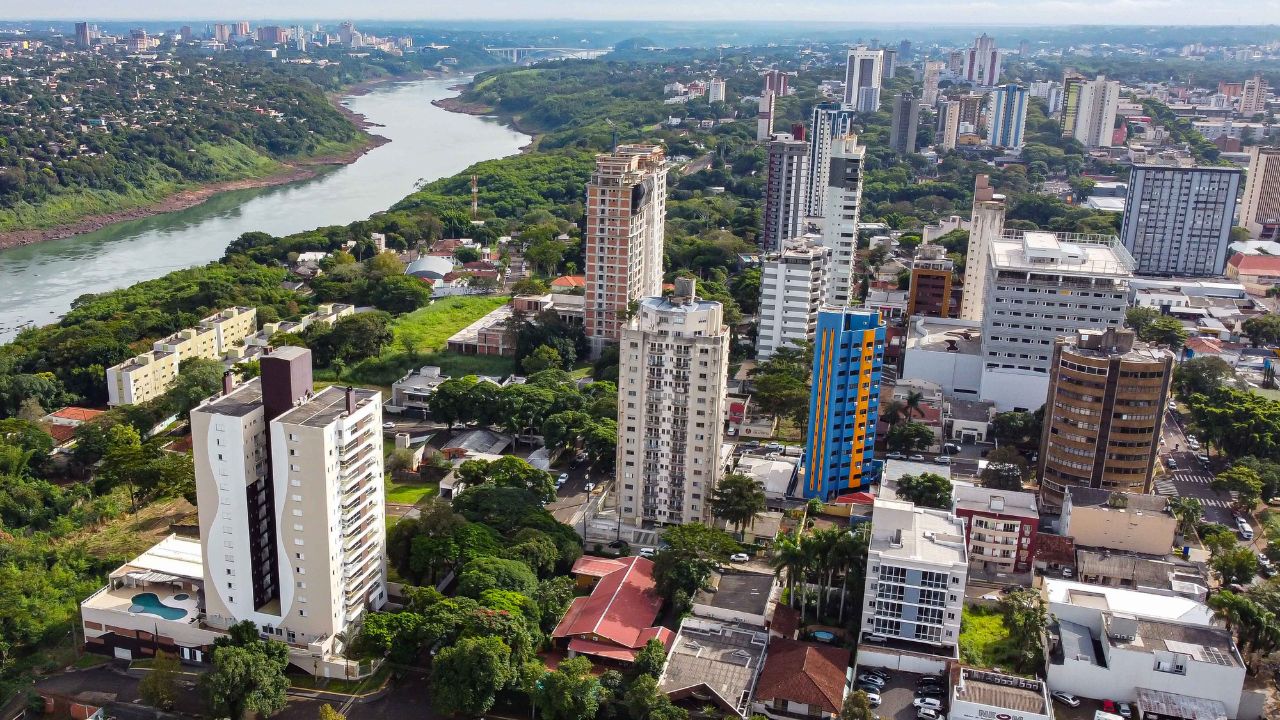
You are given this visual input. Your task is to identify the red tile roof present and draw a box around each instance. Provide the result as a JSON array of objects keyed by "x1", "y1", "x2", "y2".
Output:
[
  {"x1": 1229, "y1": 252, "x2": 1280, "y2": 275},
  {"x1": 1184, "y1": 336, "x2": 1226, "y2": 356},
  {"x1": 571, "y1": 555, "x2": 629, "y2": 578},
  {"x1": 770, "y1": 603, "x2": 799, "y2": 639},
  {"x1": 552, "y1": 555, "x2": 666, "y2": 662},
  {"x1": 832, "y1": 491, "x2": 876, "y2": 505},
  {"x1": 1035, "y1": 533, "x2": 1076, "y2": 566},
  {"x1": 551, "y1": 275, "x2": 586, "y2": 288},
  {"x1": 754, "y1": 638, "x2": 851, "y2": 714},
  {"x1": 49, "y1": 407, "x2": 105, "y2": 423},
  {"x1": 40, "y1": 423, "x2": 75, "y2": 444}
]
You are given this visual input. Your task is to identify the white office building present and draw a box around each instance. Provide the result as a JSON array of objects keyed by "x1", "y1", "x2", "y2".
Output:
[
  {"x1": 616, "y1": 279, "x2": 730, "y2": 527},
  {"x1": 756, "y1": 237, "x2": 832, "y2": 360},
  {"x1": 843, "y1": 47, "x2": 883, "y2": 112}
]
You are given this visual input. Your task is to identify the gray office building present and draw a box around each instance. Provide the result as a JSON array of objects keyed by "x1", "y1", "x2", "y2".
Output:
[
  {"x1": 890, "y1": 93, "x2": 919, "y2": 154},
  {"x1": 1120, "y1": 165, "x2": 1243, "y2": 277}
]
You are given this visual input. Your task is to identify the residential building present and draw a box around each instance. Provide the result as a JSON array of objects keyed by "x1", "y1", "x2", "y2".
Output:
[
  {"x1": 922, "y1": 61, "x2": 945, "y2": 105},
  {"x1": 859, "y1": 499, "x2": 968, "y2": 663},
  {"x1": 553, "y1": 555, "x2": 673, "y2": 664},
  {"x1": 937, "y1": 100, "x2": 961, "y2": 151},
  {"x1": 1073, "y1": 548, "x2": 1209, "y2": 600},
  {"x1": 751, "y1": 639, "x2": 851, "y2": 720},
  {"x1": 1060, "y1": 73, "x2": 1085, "y2": 137},
  {"x1": 963, "y1": 33, "x2": 1002, "y2": 87},
  {"x1": 616, "y1": 279, "x2": 729, "y2": 526},
  {"x1": 889, "y1": 93, "x2": 919, "y2": 154},
  {"x1": 843, "y1": 47, "x2": 883, "y2": 112},
  {"x1": 819, "y1": 135, "x2": 867, "y2": 305},
  {"x1": 952, "y1": 485, "x2": 1039, "y2": 574},
  {"x1": 1037, "y1": 329, "x2": 1173, "y2": 510},
  {"x1": 709, "y1": 77, "x2": 726, "y2": 103},
  {"x1": 1226, "y1": 251, "x2": 1280, "y2": 295},
  {"x1": 1120, "y1": 164, "x2": 1243, "y2": 277},
  {"x1": 1061, "y1": 487, "x2": 1176, "y2": 555},
  {"x1": 1240, "y1": 74, "x2": 1268, "y2": 116},
  {"x1": 188, "y1": 347, "x2": 385, "y2": 670},
  {"x1": 388, "y1": 365, "x2": 447, "y2": 417},
  {"x1": 1068, "y1": 76, "x2": 1121, "y2": 147},
  {"x1": 985, "y1": 84, "x2": 1028, "y2": 150},
  {"x1": 950, "y1": 668, "x2": 1053, "y2": 720},
  {"x1": 757, "y1": 238, "x2": 832, "y2": 360},
  {"x1": 660, "y1": 615, "x2": 766, "y2": 718},
  {"x1": 1029, "y1": 80, "x2": 1063, "y2": 115},
  {"x1": 980, "y1": 232, "x2": 1134, "y2": 411},
  {"x1": 880, "y1": 48, "x2": 897, "y2": 82},
  {"x1": 801, "y1": 308, "x2": 884, "y2": 500},
  {"x1": 1239, "y1": 145, "x2": 1280, "y2": 240},
  {"x1": 806, "y1": 103, "x2": 857, "y2": 217},
  {"x1": 957, "y1": 93, "x2": 986, "y2": 128},
  {"x1": 75, "y1": 21, "x2": 90, "y2": 46},
  {"x1": 244, "y1": 303, "x2": 353, "y2": 347},
  {"x1": 584, "y1": 145, "x2": 667, "y2": 355},
  {"x1": 1047, "y1": 611, "x2": 1246, "y2": 718},
  {"x1": 106, "y1": 306, "x2": 257, "y2": 406},
  {"x1": 907, "y1": 244, "x2": 959, "y2": 318},
  {"x1": 958, "y1": 175, "x2": 1006, "y2": 322},
  {"x1": 756, "y1": 91, "x2": 776, "y2": 141},
  {"x1": 762, "y1": 132, "x2": 810, "y2": 252}
]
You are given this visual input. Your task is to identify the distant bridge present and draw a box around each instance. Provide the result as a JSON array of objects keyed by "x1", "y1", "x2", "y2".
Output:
[{"x1": 484, "y1": 47, "x2": 611, "y2": 64}]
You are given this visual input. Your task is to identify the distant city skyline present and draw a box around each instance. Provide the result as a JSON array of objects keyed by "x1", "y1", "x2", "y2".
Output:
[{"x1": 1, "y1": 0, "x2": 1270, "y2": 26}]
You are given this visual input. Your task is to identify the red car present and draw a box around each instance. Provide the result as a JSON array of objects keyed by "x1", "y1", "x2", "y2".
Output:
[{"x1": 1102, "y1": 700, "x2": 1118, "y2": 714}]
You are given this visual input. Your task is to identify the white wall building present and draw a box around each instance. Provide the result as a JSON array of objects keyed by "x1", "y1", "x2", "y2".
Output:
[
  {"x1": 820, "y1": 135, "x2": 866, "y2": 305},
  {"x1": 843, "y1": 47, "x2": 883, "y2": 112},
  {"x1": 950, "y1": 668, "x2": 1053, "y2": 720},
  {"x1": 1071, "y1": 76, "x2": 1120, "y2": 148},
  {"x1": 959, "y1": 176, "x2": 1006, "y2": 322},
  {"x1": 616, "y1": 279, "x2": 730, "y2": 527},
  {"x1": 756, "y1": 237, "x2": 832, "y2": 360}
]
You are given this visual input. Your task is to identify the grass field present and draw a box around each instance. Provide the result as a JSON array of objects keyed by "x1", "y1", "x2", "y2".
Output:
[
  {"x1": 67, "y1": 495, "x2": 197, "y2": 561},
  {"x1": 385, "y1": 476, "x2": 439, "y2": 505},
  {"x1": 349, "y1": 295, "x2": 513, "y2": 386},
  {"x1": 958, "y1": 605, "x2": 1024, "y2": 673}
]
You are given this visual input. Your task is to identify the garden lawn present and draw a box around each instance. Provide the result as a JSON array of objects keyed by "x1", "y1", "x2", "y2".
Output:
[
  {"x1": 958, "y1": 605, "x2": 1024, "y2": 673},
  {"x1": 348, "y1": 295, "x2": 513, "y2": 385},
  {"x1": 385, "y1": 476, "x2": 439, "y2": 505}
]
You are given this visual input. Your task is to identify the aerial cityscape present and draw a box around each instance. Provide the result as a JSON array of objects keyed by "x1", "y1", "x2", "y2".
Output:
[{"x1": 4, "y1": 5, "x2": 1280, "y2": 720}]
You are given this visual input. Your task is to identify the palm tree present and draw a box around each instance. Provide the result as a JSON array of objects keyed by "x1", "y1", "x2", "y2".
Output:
[
  {"x1": 1167, "y1": 497, "x2": 1204, "y2": 539},
  {"x1": 904, "y1": 390, "x2": 925, "y2": 419},
  {"x1": 808, "y1": 528, "x2": 843, "y2": 619},
  {"x1": 881, "y1": 399, "x2": 907, "y2": 428},
  {"x1": 771, "y1": 534, "x2": 807, "y2": 616},
  {"x1": 837, "y1": 525, "x2": 871, "y2": 623}
]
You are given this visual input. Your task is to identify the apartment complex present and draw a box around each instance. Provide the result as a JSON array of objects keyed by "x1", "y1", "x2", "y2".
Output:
[
  {"x1": 1063, "y1": 76, "x2": 1120, "y2": 148},
  {"x1": 843, "y1": 47, "x2": 883, "y2": 112},
  {"x1": 936, "y1": 100, "x2": 961, "y2": 152},
  {"x1": 1120, "y1": 164, "x2": 1243, "y2": 277},
  {"x1": 980, "y1": 231, "x2": 1134, "y2": 410},
  {"x1": 1240, "y1": 74, "x2": 1268, "y2": 116},
  {"x1": 1238, "y1": 145, "x2": 1280, "y2": 240},
  {"x1": 106, "y1": 306, "x2": 257, "y2": 406},
  {"x1": 762, "y1": 132, "x2": 810, "y2": 253},
  {"x1": 802, "y1": 308, "x2": 884, "y2": 499},
  {"x1": 584, "y1": 145, "x2": 667, "y2": 355},
  {"x1": 616, "y1": 279, "x2": 730, "y2": 526},
  {"x1": 860, "y1": 499, "x2": 968, "y2": 656},
  {"x1": 819, "y1": 135, "x2": 867, "y2": 305},
  {"x1": 756, "y1": 91, "x2": 776, "y2": 141},
  {"x1": 921, "y1": 61, "x2": 944, "y2": 106},
  {"x1": 756, "y1": 238, "x2": 832, "y2": 360},
  {"x1": 906, "y1": 244, "x2": 959, "y2": 319},
  {"x1": 708, "y1": 77, "x2": 726, "y2": 103},
  {"x1": 889, "y1": 93, "x2": 919, "y2": 154},
  {"x1": 962, "y1": 33, "x2": 1002, "y2": 88},
  {"x1": 952, "y1": 484, "x2": 1039, "y2": 575},
  {"x1": 985, "y1": 84, "x2": 1028, "y2": 150},
  {"x1": 958, "y1": 175, "x2": 1006, "y2": 322},
  {"x1": 190, "y1": 347, "x2": 386, "y2": 661},
  {"x1": 1038, "y1": 328, "x2": 1172, "y2": 510},
  {"x1": 805, "y1": 103, "x2": 857, "y2": 216}
]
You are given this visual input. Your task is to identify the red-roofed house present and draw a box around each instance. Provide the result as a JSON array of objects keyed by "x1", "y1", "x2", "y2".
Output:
[
  {"x1": 552, "y1": 555, "x2": 673, "y2": 665},
  {"x1": 751, "y1": 638, "x2": 851, "y2": 719},
  {"x1": 1226, "y1": 252, "x2": 1280, "y2": 295},
  {"x1": 551, "y1": 275, "x2": 586, "y2": 290},
  {"x1": 48, "y1": 407, "x2": 105, "y2": 424}
]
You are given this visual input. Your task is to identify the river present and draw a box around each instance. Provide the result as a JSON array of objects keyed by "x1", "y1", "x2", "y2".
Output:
[{"x1": 0, "y1": 76, "x2": 529, "y2": 343}]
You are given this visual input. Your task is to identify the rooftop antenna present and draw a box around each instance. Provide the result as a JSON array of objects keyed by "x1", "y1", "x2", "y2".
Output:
[{"x1": 605, "y1": 118, "x2": 618, "y2": 151}]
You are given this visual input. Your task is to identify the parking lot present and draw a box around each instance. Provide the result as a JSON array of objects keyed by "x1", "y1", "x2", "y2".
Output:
[{"x1": 852, "y1": 667, "x2": 946, "y2": 720}]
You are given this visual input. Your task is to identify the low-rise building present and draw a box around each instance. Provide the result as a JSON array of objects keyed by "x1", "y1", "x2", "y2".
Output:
[
  {"x1": 949, "y1": 668, "x2": 1053, "y2": 720},
  {"x1": 1074, "y1": 548, "x2": 1208, "y2": 601},
  {"x1": 1061, "y1": 488, "x2": 1175, "y2": 556},
  {"x1": 1226, "y1": 252, "x2": 1280, "y2": 295},
  {"x1": 751, "y1": 638, "x2": 851, "y2": 720},
  {"x1": 552, "y1": 555, "x2": 673, "y2": 665},
  {"x1": 952, "y1": 484, "x2": 1039, "y2": 575},
  {"x1": 389, "y1": 365, "x2": 447, "y2": 416},
  {"x1": 660, "y1": 617, "x2": 767, "y2": 718}
]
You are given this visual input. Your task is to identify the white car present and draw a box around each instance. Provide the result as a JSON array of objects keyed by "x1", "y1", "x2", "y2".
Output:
[
  {"x1": 638, "y1": 547, "x2": 656, "y2": 558},
  {"x1": 1050, "y1": 691, "x2": 1081, "y2": 708},
  {"x1": 908, "y1": 454, "x2": 926, "y2": 461},
  {"x1": 932, "y1": 455, "x2": 952, "y2": 465},
  {"x1": 863, "y1": 692, "x2": 881, "y2": 708},
  {"x1": 584, "y1": 482, "x2": 596, "y2": 493},
  {"x1": 916, "y1": 710, "x2": 941, "y2": 720},
  {"x1": 730, "y1": 552, "x2": 750, "y2": 563},
  {"x1": 382, "y1": 421, "x2": 396, "y2": 429},
  {"x1": 1118, "y1": 702, "x2": 1133, "y2": 718},
  {"x1": 556, "y1": 473, "x2": 569, "y2": 486},
  {"x1": 886, "y1": 452, "x2": 906, "y2": 460},
  {"x1": 913, "y1": 698, "x2": 942, "y2": 710}
]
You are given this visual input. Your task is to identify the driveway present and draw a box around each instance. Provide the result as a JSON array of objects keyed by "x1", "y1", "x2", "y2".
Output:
[
  {"x1": 546, "y1": 460, "x2": 604, "y2": 525},
  {"x1": 854, "y1": 669, "x2": 945, "y2": 720}
]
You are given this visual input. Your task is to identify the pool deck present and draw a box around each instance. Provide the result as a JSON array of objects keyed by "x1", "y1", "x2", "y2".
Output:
[{"x1": 83, "y1": 584, "x2": 201, "y2": 625}]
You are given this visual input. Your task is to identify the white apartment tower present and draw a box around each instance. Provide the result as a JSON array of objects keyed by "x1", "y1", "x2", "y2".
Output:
[
  {"x1": 584, "y1": 145, "x2": 667, "y2": 355},
  {"x1": 843, "y1": 47, "x2": 884, "y2": 112},
  {"x1": 616, "y1": 279, "x2": 730, "y2": 527},
  {"x1": 820, "y1": 135, "x2": 867, "y2": 305},
  {"x1": 756, "y1": 237, "x2": 833, "y2": 360},
  {"x1": 757, "y1": 91, "x2": 776, "y2": 142},
  {"x1": 762, "y1": 132, "x2": 810, "y2": 252},
  {"x1": 709, "y1": 78, "x2": 726, "y2": 103},
  {"x1": 958, "y1": 175, "x2": 1006, "y2": 321},
  {"x1": 1070, "y1": 76, "x2": 1120, "y2": 148},
  {"x1": 860, "y1": 499, "x2": 968, "y2": 654},
  {"x1": 1241, "y1": 74, "x2": 1268, "y2": 116},
  {"x1": 963, "y1": 34, "x2": 1002, "y2": 88},
  {"x1": 922, "y1": 61, "x2": 945, "y2": 106},
  {"x1": 806, "y1": 104, "x2": 857, "y2": 217},
  {"x1": 191, "y1": 347, "x2": 386, "y2": 650}
]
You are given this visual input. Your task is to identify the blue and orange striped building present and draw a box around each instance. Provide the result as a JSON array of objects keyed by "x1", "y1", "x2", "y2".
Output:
[{"x1": 801, "y1": 308, "x2": 885, "y2": 500}]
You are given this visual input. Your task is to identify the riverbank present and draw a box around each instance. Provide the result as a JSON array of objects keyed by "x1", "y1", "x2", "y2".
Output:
[
  {"x1": 432, "y1": 86, "x2": 541, "y2": 152},
  {"x1": 0, "y1": 80, "x2": 400, "y2": 251}
]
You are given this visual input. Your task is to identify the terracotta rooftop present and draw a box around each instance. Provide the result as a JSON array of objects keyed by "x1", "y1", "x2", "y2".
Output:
[
  {"x1": 49, "y1": 407, "x2": 105, "y2": 423},
  {"x1": 40, "y1": 423, "x2": 76, "y2": 444},
  {"x1": 754, "y1": 638, "x2": 850, "y2": 714},
  {"x1": 552, "y1": 555, "x2": 669, "y2": 662},
  {"x1": 571, "y1": 555, "x2": 629, "y2": 578},
  {"x1": 1228, "y1": 252, "x2": 1280, "y2": 274},
  {"x1": 771, "y1": 603, "x2": 799, "y2": 639},
  {"x1": 551, "y1": 274, "x2": 586, "y2": 288}
]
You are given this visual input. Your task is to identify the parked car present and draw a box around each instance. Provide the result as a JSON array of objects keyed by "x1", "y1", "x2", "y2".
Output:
[
  {"x1": 638, "y1": 547, "x2": 656, "y2": 558},
  {"x1": 942, "y1": 442, "x2": 962, "y2": 454},
  {"x1": 864, "y1": 693, "x2": 882, "y2": 708},
  {"x1": 1051, "y1": 692, "x2": 1081, "y2": 708},
  {"x1": 556, "y1": 473, "x2": 569, "y2": 486},
  {"x1": 856, "y1": 681, "x2": 883, "y2": 694},
  {"x1": 1197, "y1": 453, "x2": 1211, "y2": 465},
  {"x1": 765, "y1": 442, "x2": 784, "y2": 452},
  {"x1": 916, "y1": 675, "x2": 944, "y2": 686},
  {"x1": 856, "y1": 674, "x2": 886, "y2": 687},
  {"x1": 863, "y1": 668, "x2": 892, "y2": 681},
  {"x1": 916, "y1": 686, "x2": 945, "y2": 699},
  {"x1": 908, "y1": 454, "x2": 926, "y2": 461},
  {"x1": 932, "y1": 455, "x2": 952, "y2": 465},
  {"x1": 886, "y1": 452, "x2": 907, "y2": 460},
  {"x1": 1166, "y1": 457, "x2": 1178, "y2": 469},
  {"x1": 729, "y1": 552, "x2": 750, "y2": 563},
  {"x1": 913, "y1": 698, "x2": 943, "y2": 710},
  {"x1": 916, "y1": 710, "x2": 941, "y2": 720},
  {"x1": 1103, "y1": 700, "x2": 1118, "y2": 714},
  {"x1": 382, "y1": 421, "x2": 396, "y2": 429},
  {"x1": 584, "y1": 482, "x2": 596, "y2": 493},
  {"x1": 1061, "y1": 567, "x2": 1075, "y2": 578},
  {"x1": 1118, "y1": 702, "x2": 1133, "y2": 718},
  {"x1": 864, "y1": 633, "x2": 888, "y2": 643}
]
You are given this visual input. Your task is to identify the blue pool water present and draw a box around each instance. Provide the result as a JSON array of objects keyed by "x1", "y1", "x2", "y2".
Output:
[
  {"x1": 129, "y1": 593, "x2": 188, "y2": 621},
  {"x1": 811, "y1": 631, "x2": 835, "y2": 642}
]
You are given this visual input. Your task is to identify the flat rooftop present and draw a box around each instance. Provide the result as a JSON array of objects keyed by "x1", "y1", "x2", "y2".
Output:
[
  {"x1": 123, "y1": 534, "x2": 203, "y2": 579},
  {"x1": 904, "y1": 317, "x2": 982, "y2": 355},
  {"x1": 1055, "y1": 618, "x2": 1099, "y2": 665},
  {"x1": 659, "y1": 622, "x2": 764, "y2": 715},
  {"x1": 990, "y1": 230, "x2": 1134, "y2": 277},
  {"x1": 195, "y1": 376, "x2": 264, "y2": 418},
  {"x1": 276, "y1": 385, "x2": 379, "y2": 428},
  {"x1": 1043, "y1": 578, "x2": 1214, "y2": 625},
  {"x1": 1105, "y1": 613, "x2": 1240, "y2": 667},
  {"x1": 953, "y1": 484, "x2": 1038, "y2": 520},
  {"x1": 1136, "y1": 688, "x2": 1228, "y2": 720},
  {"x1": 870, "y1": 499, "x2": 968, "y2": 566},
  {"x1": 954, "y1": 668, "x2": 1047, "y2": 715},
  {"x1": 694, "y1": 573, "x2": 774, "y2": 618}
]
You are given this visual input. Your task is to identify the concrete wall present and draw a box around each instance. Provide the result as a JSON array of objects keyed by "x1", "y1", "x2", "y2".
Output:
[{"x1": 1063, "y1": 506, "x2": 1176, "y2": 556}]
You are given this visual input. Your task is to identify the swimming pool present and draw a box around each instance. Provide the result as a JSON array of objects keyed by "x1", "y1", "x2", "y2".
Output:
[
  {"x1": 129, "y1": 593, "x2": 188, "y2": 621},
  {"x1": 811, "y1": 631, "x2": 836, "y2": 642}
]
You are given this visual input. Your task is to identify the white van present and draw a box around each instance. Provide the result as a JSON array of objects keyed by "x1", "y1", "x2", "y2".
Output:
[{"x1": 1239, "y1": 520, "x2": 1255, "y2": 541}]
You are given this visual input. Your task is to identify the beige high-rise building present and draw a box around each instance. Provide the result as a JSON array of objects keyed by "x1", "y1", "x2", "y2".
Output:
[
  {"x1": 1037, "y1": 328, "x2": 1173, "y2": 511},
  {"x1": 616, "y1": 279, "x2": 729, "y2": 527},
  {"x1": 1069, "y1": 76, "x2": 1120, "y2": 148},
  {"x1": 192, "y1": 347, "x2": 386, "y2": 652},
  {"x1": 958, "y1": 175, "x2": 1005, "y2": 321},
  {"x1": 584, "y1": 145, "x2": 667, "y2": 355},
  {"x1": 922, "y1": 60, "x2": 945, "y2": 106},
  {"x1": 937, "y1": 100, "x2": 961, "y2": 152},
  {"x1": 1240, "y1": 145, "x2": 1280, "y2": 240},
  {"x1": 708, "y1": 77, "x2": 726, "y2": 103},
  {"x1": 1241, "y1": 74, "x2": 1269, "y2": 116}
]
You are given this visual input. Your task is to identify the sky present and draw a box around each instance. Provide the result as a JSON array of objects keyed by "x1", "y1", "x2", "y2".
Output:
[{"x1": 0, "y1": 0, "x2": 1274, "y2": 26}]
